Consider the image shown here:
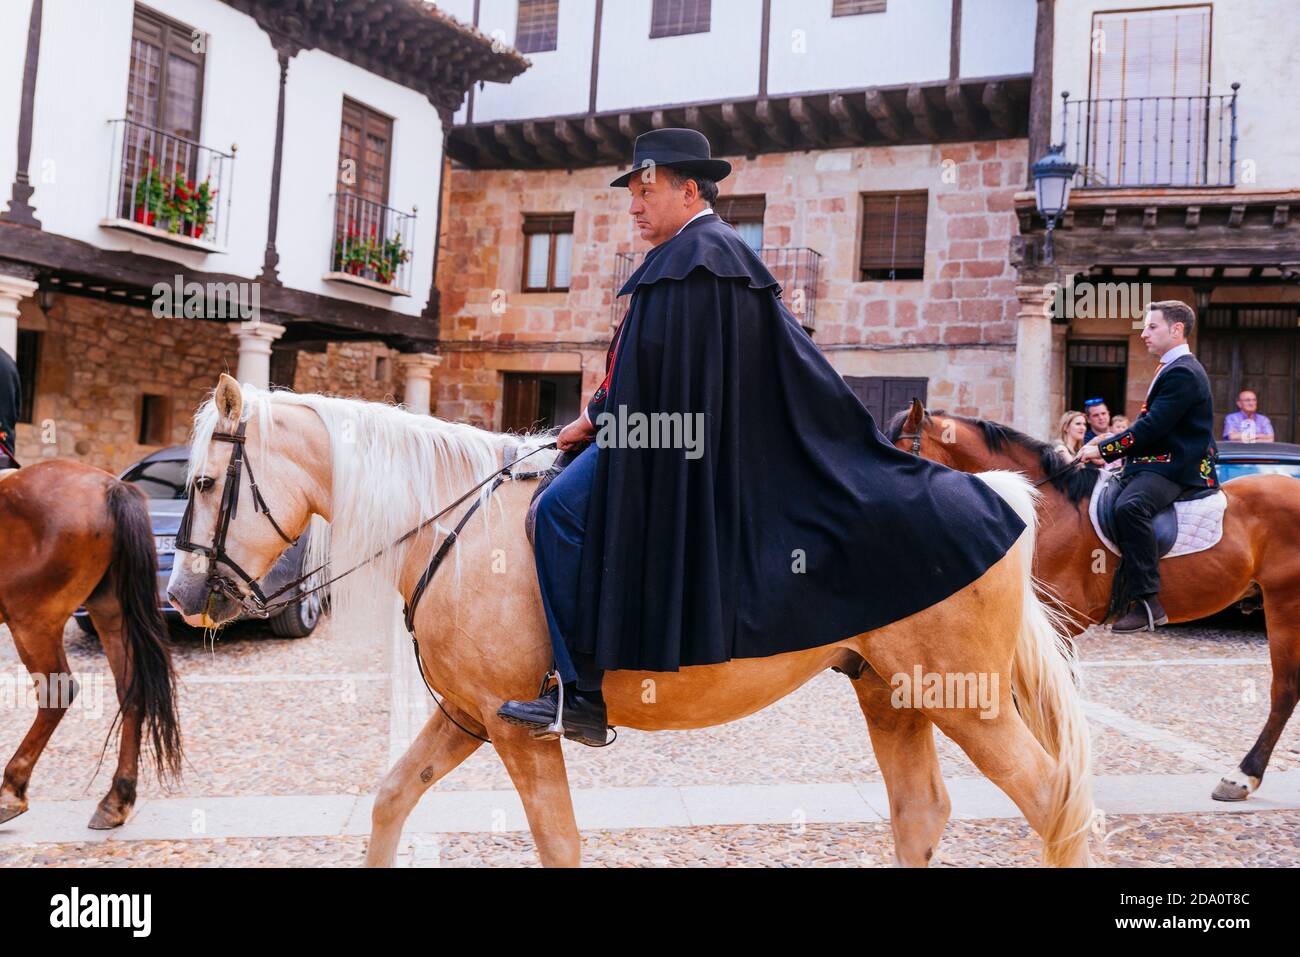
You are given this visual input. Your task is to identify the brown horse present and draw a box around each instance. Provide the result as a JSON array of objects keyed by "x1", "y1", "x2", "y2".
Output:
[
  {"x1": 889, "y1": 399, "x2": 1300, "y2": 804},
  {"x1": 168, "y1": 374, "x2": 1095, "y2": 867},
  {"x1": 0, "y1": 460, "x2": 182, "y2": 828}
]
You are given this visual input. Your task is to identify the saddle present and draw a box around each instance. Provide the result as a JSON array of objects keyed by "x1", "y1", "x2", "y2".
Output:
[
  {"x1": 524, "y1": 447, "x2": 580, "y2": 547},
  {"x1": 1090, "y1": 469, "x2": 1227, "y2": 559}
]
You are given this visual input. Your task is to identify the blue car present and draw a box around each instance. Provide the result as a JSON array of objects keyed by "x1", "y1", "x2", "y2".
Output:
[
  {"x1": 74, "y1": 446, "x2": 324, "y2": 638},
  {"x1": 1215, "y1": 440, "x2": 1300, "y2": 483}
]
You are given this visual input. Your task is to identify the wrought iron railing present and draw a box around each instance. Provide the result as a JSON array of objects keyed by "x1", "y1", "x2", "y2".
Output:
[
  {"x1": 106, "y1": 118, "x2": 235, "y2": 246},
  {"x1": 613, "y1": 246, "x2": 823, "y2": 328},
  {"x1": 1061, "y1": 85, "x2": 1239, "y2": 189},
  {"x1": 327, "y1": 193, "x2": 416, "y2": 294}
]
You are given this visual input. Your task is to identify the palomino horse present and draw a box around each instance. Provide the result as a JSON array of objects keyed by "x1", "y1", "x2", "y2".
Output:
[
  {"x1": 890, "y1": 399, "x2": 1300, "y2": 804},
  {"x1": 0, "y1": 461, "x2": 182, "y2": 828},
  {"x1": 169, "y1": 374, "x2": 1095, "y2": 867}
]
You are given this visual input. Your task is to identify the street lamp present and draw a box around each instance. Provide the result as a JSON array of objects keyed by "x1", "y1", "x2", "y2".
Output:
[{"x1": 1031, "y1": 143, "x2": 1078, "y2": 265}]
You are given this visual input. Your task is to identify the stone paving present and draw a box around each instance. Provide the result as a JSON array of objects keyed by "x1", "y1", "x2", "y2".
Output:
[{"x1": 0, "y1": 612, "x2": 1297, "y2": 867}]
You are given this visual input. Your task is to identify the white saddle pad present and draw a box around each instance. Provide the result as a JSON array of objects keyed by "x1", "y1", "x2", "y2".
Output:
[
  {"x1": 0, "y1": 469, "x2": 16, "y2": 482},
  {"x1": 1088, "y1": 469, "x2": 1228, "y2": 558}
]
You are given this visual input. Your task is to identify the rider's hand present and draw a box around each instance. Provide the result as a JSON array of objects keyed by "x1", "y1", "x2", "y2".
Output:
[
  {"x1": 1075, "y1": 444, "x2": 1103, "y2": 465},
  {"x1": 557, "y1": 414, "x2": 596, "y2": 452}
]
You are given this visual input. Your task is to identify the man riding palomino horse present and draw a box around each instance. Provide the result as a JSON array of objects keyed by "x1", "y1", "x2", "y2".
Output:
[
  {"x1": 498, "y1": 129, "x2": 1035, "y2": 746},
  {"x1": 1076, "y1": 300, "x2": 1219, "y2": 633},
  {"x1": 1, "y1": 345, "x2": 21, "y2": 473}
]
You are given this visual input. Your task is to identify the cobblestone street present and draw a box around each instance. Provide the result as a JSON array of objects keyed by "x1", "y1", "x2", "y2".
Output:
[{"x1": 1, "y1": 612, "x2": 1297, "y2": 867}]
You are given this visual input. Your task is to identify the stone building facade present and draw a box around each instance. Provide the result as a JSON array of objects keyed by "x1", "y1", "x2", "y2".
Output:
[{"x1": 436, "y1": 137, "x2": 1028, "y2": 432}]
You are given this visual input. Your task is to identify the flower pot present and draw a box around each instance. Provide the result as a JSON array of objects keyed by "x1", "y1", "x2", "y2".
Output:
[{"x1": 134, "y1": 207, "x2": 156, "y2": 227}]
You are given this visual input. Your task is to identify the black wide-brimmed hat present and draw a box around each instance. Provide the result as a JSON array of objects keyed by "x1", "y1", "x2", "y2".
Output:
[{"x1": 609, "y1": 128, "x2": 732, "y2": 188}]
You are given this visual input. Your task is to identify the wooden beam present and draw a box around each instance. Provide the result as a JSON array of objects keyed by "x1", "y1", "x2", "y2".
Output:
[
  {"x1": 945, "y1": 82, "x2": 977, "y2": 137},
  {"x1": 684, "y1": 106, "x2": 727, "y2": 154},
  {"x1": 755, "y1": 99, "x2": 795, "y2": 148},
  {"x1": 721, "y1": 102, "x2": 760, "y2": 153},
  {"x1": 523, "y1": 120, "x2": 567, "y2": 166},
  {"x1": 828, "y1": 91, "x2": 870, "y2": 142},
  {"x1": 554, "y1": 119, "x2": 597, "y2": 164},
  {"x1": 788, "y1": 96, "x2": 829, "y2": 147},
  {"x1": 906, "y1": 85, "x2": 939, "y2": 140},
  {"x1": 494, "y1": 121, "x2": 541, "y2": 166},
  {"x1": 982, "y1": 81, "x2": 1015, "y2": 135},
  {"x1": 584, "y1": 115, "x2": 626, "y2": 163},
  {"x1": 864, "y1": 88, "x2": 902, "y2": 141},
  {"x1": 471, "y1": 125, "x2": 512, "y2": 165}
]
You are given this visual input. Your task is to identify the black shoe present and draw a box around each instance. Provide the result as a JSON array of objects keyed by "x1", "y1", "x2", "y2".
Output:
[
  {"x1": 1112, "y1": 597, "x2": 1169, "y2": 633},
  {"x1": 497, "y1": 683, "x2": 611, "y2": 747}
]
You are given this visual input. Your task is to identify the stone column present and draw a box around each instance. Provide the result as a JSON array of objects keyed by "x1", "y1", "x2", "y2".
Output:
[
  {"x1": 226, "y1": 320, "x2": 286, "y2": 389},
  {"x1": 398, "y1": 353, "x2": 442, "y2": 415},
  {"x1": 1013, "y1": 283, "x2": 1055, "y2": 440},
  {"x1": 0, "y1": 274, "x2": 39, "y2": 360}
]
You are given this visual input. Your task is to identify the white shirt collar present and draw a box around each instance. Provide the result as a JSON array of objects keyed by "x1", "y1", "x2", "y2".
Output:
[
  {"x1": 675, "y1": 207, "x2": 715, "y2": 236},
  {"x1": 1159, "y1": 343, "x2": 1191, "y2": 365}
]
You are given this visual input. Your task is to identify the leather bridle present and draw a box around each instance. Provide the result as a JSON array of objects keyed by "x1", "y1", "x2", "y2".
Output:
[{"x1": 895, "y1": 407, "x2": 1083, "y2": 489}]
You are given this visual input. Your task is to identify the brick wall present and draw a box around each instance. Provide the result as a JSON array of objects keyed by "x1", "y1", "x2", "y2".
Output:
[{"x1": 436, "y1": 137, "x2": 1027, "y2": 428}]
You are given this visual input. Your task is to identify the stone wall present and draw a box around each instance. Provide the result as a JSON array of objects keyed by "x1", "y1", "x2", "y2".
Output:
[{"x1": 435, "y1": 137, "x2": 1027, "y2": 429}]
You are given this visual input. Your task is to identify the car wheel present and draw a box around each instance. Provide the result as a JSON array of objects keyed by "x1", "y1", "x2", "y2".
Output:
[{"x1": 269, "y1": 583, "x2": 323, "y2": 639}]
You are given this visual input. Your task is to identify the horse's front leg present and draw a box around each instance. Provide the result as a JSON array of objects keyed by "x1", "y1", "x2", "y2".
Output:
[{"x1": 486, "y1": 717, "x2": 581, "y2": 867}]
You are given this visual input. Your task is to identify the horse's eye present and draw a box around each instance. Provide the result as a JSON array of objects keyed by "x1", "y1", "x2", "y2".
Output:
[{"x1": 193, "y1": 476, "x2": 215, "y2": 494}]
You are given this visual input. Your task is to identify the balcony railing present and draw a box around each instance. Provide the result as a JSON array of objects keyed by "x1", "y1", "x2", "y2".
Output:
[
  {"x1": 1061, "y1": 85, "x2": 1239, "y2": 189},
  {"x1": 104, "y1": 118, "x2": 235, "y2": 250},
  {"x1": 325, "y1": 193, "x2": 416, "y2": 296},
  {"x1": 613, "y1": 246, "x2": 823, "y2": 328}
]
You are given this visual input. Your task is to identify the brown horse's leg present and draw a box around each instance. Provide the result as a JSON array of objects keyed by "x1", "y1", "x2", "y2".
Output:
[
  {"x1": 0, "y1": 618, "x2": 76, "y2": 825},
  {"x1": 850, "y1": 668, "x2": 950, "y2": 867},
  {"x1": 485, "y1": 718, "x2": 581, "y2": 867},
  {"x1": 1213, "y1": 589, "x2": 1300, "y2": 802},
  {"x1": 83, "y1": 595, "x2": 141, "y2": 829},
  {"x1": 366, "y1": 704, "x2": 484, "y2": 867}
]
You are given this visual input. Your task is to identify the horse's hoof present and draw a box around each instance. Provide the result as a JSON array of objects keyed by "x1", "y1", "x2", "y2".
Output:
[
  {"x1": 1211, "y1": 777, "x2": 1251, "y2": 802},
  {"x1": 87, "y1": 805, "x2": 129, "y2": 830},
  {"x1": 0, "y1": 802, "x2": 29, "y2": 825}
]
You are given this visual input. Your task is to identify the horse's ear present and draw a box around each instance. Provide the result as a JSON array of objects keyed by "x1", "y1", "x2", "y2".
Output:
[
  {"x1": 215, "y1": 373, "x2": 243, "y2": 425},
  {"x1": 904, "y1": 397, "x2": 926, "y2": 434}
]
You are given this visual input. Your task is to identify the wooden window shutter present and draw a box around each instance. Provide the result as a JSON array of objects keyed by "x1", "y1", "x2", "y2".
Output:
[
  {"x1": 339, "y1": 98, "x2": 393, "y2": 206},
  {"x1": 650, "y1": 0, "x2": 711, "y2": 38},
  {"x1": 859, "y1": 191, "x2": 927, "y2": 279},
  {"x1": 516, "y1": 0, "x2": 559, "y2": 54},
  {"x1": 833, "y1": 0, "x2": 887, "y2": 16},
  {"x1": 715, "y1": 194, "x2": 766, "y2": 225},
  {"x1": 522, "y1": 213, "x2": 575, "y2": 292},
  {"x1": 128, "y1": 5, "x2": 205, "y2": 140}
]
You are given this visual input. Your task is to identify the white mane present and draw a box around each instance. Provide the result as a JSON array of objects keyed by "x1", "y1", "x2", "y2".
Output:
[{"x1": 187, "y1": 384, "x2": 558, "y2": 639}]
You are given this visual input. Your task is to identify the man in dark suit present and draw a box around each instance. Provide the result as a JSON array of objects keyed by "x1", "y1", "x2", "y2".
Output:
[
  {"x1": 0, "y1": 345, "x2": 21, "y2": 470},
  {"x1": 1077, "y1": 300, "x2": 1219, "y2": 632}
]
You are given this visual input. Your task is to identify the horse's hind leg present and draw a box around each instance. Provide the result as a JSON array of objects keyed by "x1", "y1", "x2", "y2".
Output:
[
  {"x1": 850, "y1": 668, "x2": 950, "y2": 867},
  {"x1": 1214, "y1": 587, "x2": 1300, "y2": 802},
  {"x1": 83, "y1": 594, "x2": 141, "y2": 829},
  {"x1": 366, "y1": 703, "x2": 484, "y2": 867},
  {"x1": 0, "y1": 617, "x2": 76, "y2": 824},
  {"x1": 486, "y1": 718, "x2": 580, "y2": 867}
]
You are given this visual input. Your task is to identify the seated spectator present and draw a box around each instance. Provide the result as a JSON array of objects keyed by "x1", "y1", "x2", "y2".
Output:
[
  {"x1": 1082, "y1": 398, "x2": 1110, "y2": 442},
  {"x1": 1110, "y1": 414, "x2": 1130, "y2": 432},
  {"x1": 1053, "y1": 410, "x2": 1087, "y2": 459},
  {"x1": 1223, "y1": 390, "x2": 1274, "y2": 442}
]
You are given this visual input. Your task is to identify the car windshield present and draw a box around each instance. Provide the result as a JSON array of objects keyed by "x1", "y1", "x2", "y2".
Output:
[
  {"x1": 1219, "y1": 462, "x2": 1300, "y2": 483},
  {"x1": 122, "y1": 458, "x2": 190, "y2": 500}
]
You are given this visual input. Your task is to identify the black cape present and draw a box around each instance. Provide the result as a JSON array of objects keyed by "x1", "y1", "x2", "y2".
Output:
[
  {"x1": 0, "y1": 346, "x2": 20, "y2": 462},
  {"x1": 574, "y1": 214, "x2": 1025, "y2": 672}
]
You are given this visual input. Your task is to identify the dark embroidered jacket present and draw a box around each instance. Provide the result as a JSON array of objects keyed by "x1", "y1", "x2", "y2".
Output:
[{"x1": 1098, "y1": 353, "x2": 1219, "y2": 488}]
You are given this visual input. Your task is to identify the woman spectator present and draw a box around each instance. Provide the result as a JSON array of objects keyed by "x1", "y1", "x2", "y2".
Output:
[{"x1": 1054, "y1": 410, "x2": 1087, "y2": 460}]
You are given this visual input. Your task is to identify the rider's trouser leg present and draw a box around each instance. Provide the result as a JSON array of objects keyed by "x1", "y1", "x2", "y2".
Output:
[
  {"x1": 532, "y1": 443, "x2": 599, "y2": 687},
  {"x1": 1113, "y1": 471, "x2": 1185, "y2": 598}
]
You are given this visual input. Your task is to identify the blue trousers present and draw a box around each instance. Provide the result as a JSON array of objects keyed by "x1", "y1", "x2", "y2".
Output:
[{"x1": 532, "y1": 443, "x2": 603, "y2": 690}]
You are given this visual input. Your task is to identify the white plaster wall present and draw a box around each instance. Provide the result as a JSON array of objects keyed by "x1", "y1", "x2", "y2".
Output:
[
  {"x1": 276, "y1": 48, "x2": 443, "y2": 317},
  {"x1": 596, "y1": 0, "x2": 763, "y2": 111},
  {"x1": 767, "y1": 0, "x2": 951, "y2": 94},
  {"x1": 472, "y1": 0, "x2": 594, "y2": 121},
  {"x1": 960, "y1": 0, "x2": 1036, "y2": 78},
  {"x1": 0, "y1": 0, "x2": 35, "y2": 214},
  {"x1": 1051, "y1": 0, "x2": 1300, "y2": 191}
]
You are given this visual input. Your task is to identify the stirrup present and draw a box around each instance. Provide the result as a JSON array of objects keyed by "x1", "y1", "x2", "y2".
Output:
[{"x1": 530, "y1": 669, "x2": 565, "y2": 741}]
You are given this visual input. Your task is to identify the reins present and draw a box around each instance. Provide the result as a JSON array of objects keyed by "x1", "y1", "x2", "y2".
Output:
[{"x1": 897, "y1": 417, "x2": 1085, "y2": 489}]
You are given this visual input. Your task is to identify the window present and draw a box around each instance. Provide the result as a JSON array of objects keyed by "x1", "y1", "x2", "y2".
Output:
[
  {"x1": 1066, "y1": 341, "x2": 1128, "y2": 421},
  {"x1": 715, "y1": 195, "x2": 766, "y2": 252},
  {"x1": 138, "y1": 393, "x2": 171, "y2": 446},
  {"x1": 843, "y1": 377, "x2": 928, "y2": 429},
  {"x1": 502, "y1": 373, "x2": 582, "y2": 433},
  {"x1": 1088, "y1": 5, "x2": 1212, "y2": 186},
  {"x1": 859, "y1": 191, "x2": 927, "y2": 281},
  {"x1": 650, "y1": 0, "x2": 710, "y2": 38},
  {"x1": 127, "y1": 5, "x2": 205, "y2": 141},
  {"x1": 833, "y1": 0, "x2": 887, "y2": 15},
  {"x1": 16, "y1": 330, "x2": 40, "y2": 425},
  {"x1": 338, "y1": 98, "x2": 394, "y2": 207},
  {"x1": 516, "y1": 0, "x2": 559, "y2": 54},
  {"x1": 522, "y1": 213, "x2": 575, "y2": 292}
]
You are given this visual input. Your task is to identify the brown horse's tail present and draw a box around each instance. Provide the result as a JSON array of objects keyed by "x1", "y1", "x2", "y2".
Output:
[
  {"x1": 977, "y1": 470, "x2": 1096, "y2": 867},
  {"x1": 105, "y1": 480, "x2": 183, "y2": 782}
]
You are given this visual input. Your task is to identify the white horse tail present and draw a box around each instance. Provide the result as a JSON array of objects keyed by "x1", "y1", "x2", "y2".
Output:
[{"x1": 976, "y1": 469, "x2": 1096, "y2": 867}]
